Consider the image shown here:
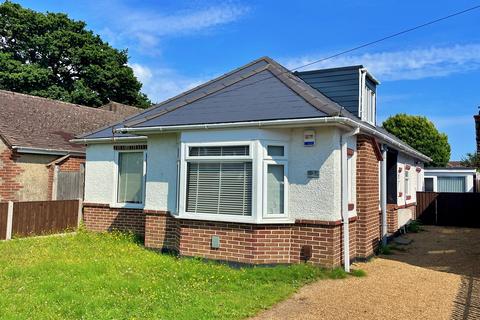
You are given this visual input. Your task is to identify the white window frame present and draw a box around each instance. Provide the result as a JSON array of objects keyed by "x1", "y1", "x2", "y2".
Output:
[
  {"x1": 424, "y1": 176, "x2": 436, "y2": 192},
  {"x1": 360, "y1": 79, "x2": 376, "y2": 125},
  {"x1": 112, "y1": 149, "x2": 147, "y2": 209},
  {"x1": 262, "y1": 159, "x2": 289, "y2": 219},
  {"x1": 178, "y1": 141, "x2": 258, "y2": 223},
  {"x1": 405, "y1": 169, "x2": 411, "y2": 196},
  {"x1": 178, "y1": 140, "x2": 293, "y2": 224}
]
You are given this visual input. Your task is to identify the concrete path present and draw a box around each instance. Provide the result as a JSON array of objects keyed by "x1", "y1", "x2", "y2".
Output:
[{"x1": 252, "y1": 226, "x2": 480, "y2": 320}]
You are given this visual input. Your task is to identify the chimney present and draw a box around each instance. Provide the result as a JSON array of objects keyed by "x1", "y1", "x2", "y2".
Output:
[{"x1": 476, "y1": 107, "x2": 480, "y2": 159}]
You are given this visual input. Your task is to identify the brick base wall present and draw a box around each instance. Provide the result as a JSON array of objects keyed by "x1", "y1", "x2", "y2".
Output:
[
  {"x1": 387, "y1": 204, "x2": 399, "y2": 234},
  {"x1": 83, "y1": 204, "x2": 147, "y2": 236},
  {"x1": 84, "y1": 203, "x2": 359, "y2": 268}
]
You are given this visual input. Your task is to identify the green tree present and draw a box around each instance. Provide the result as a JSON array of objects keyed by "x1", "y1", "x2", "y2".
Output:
[
  {"x1": 383, "y1": 114, "x2": 451, "y2": 167},
  {"x1": 0, "y1": 1, "x2": 151, "y2": 107},
  {"x1": 460, "y1": 152, "x2": 480, "y2": 169}
]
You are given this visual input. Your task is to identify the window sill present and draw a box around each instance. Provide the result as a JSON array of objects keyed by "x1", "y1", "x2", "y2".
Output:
[
  {"x1": 110, "y1": 203, "x2": 145, "y2": 210},
  {"x1": 177, "y1": 212, "x2": 294, "y2": 224}
]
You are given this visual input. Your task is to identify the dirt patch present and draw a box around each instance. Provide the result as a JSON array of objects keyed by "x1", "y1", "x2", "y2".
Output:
[{"x1": 252, "y1": 226, "x2": 480, "y2": 320}]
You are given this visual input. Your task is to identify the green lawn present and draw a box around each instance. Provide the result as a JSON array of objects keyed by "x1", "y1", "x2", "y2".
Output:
[{"x1": 0, "y1": 231, "x2": 349, "y2": 320}]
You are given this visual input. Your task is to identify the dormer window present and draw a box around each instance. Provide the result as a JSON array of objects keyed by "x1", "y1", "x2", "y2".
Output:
[
  {"x1": 360, "y1": 69, "x2": 377, "y2": 125},
  {"x1": 363, "y1": 85, "x2": 376, "y2": 124}
]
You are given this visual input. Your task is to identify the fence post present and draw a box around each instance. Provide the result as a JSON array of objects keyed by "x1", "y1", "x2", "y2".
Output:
[
  {"x1": 77, "y1": 198, "x2": 83, "y2": 228},
  {"x1": 6, "y1": 201, "x2": 13, "y2": 240}
]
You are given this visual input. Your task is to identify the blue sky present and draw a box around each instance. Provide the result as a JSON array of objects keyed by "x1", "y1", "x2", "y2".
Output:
[{"x1": 12, "y1": 0, "x2": 480, "y2": 159}]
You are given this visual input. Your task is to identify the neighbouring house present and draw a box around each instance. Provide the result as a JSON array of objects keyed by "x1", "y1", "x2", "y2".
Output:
[
  {"x1": 0, "y1": 90, "x2": 141, "y2": 202},
  {"x1": 423, "y1": 168, "x2": 476, "y2": 192},
  {"x1": 74, "y1": 57, "x2": 431, "y2": 268}
]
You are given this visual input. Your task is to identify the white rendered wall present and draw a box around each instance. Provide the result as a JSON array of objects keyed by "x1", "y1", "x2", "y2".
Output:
[
  {"x1": 397, "y1": 152, "x2": 423, "y2": 206},
  {"x1": 83, "y1": 126, "x2": 345, "y2": 222},
  {"x1": 288, "y1": 127, "x2": 341, "y2": 221},
  {"x1": 84, "y1": 144, "x2": 116, "y2": 204},
  {"x1": 144, "y1": 134, "x2": 179, "y2": 211}
]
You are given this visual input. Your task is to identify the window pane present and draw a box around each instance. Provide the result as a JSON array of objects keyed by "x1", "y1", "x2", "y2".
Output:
[
  {"x1": 266, "y1": 164, "x2": 285, "y2": 214},
  {"x1": 117, "y1": 152, "x2": 143, "y2": 203},
  {"x1": 424, "y1": 178, "x2": 434, "y2": 192},
  {"x1": 437, "y1": 177, "x2": 465, "y2": 193},
  {"x1": 267, "y1": 146, "x2": 284, "y2": 157},
  {"x1": 189, "y1": 146, "x2": 249, "y2": 157},
  {"x1": 186, "y1": 162, "x2": 252, "y2": 215},
  {"x1": 405, "y1": 171, "x2": 410, "y2": 195}
]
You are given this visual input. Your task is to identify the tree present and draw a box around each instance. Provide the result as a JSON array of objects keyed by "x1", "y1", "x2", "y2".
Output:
[
  {"x1": 382, "y1": 114, "x2": 451, "y2": 167},
  {"x1": 0, "y1": 1, "x2": 151, "y2": 108},
  {"x1": 460, "y1": 152, "x2": 480, "y2": 169}
]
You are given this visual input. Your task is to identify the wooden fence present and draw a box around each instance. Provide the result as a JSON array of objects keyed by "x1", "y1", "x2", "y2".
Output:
[
  {"x1": 0, "y1": 200, "x2": 81, "y2": 240},
  {"x1": 0, "y1": 203, "x2": 8, "y2": 240},
  {"x1": 417, "y1": 192, "x2": 480, "y2": 227}
]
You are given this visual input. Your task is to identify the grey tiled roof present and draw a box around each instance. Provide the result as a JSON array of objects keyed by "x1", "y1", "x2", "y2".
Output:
[
  {"x1": 0, "y1": 90, "x2": 138, "y2": 153},
  {"x1": 80, "y1": 57, "x2": 355, "y2": 139}
]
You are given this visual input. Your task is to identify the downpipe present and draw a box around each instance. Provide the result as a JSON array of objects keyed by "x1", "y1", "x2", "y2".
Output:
[{"x1": 340, "y1": 127, "x2": 359, "y2": 272}]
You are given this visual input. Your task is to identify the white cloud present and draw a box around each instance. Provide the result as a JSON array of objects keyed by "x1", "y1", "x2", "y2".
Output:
[
  {"x1": 131, "y1": 63, "x2": 210, "y2": 103},
  {"x1": 129, "y1": 63, "x2": 153, "y2": 84},
  {"x1": 430, "y1": 115, "x2": 474, "y2": 129},
  {"x1": 99, "y1": 3, "x2": 249, "y2": 51},
  {"x1": 282, "y1": 44, "x2": 480, "y2": 81}
]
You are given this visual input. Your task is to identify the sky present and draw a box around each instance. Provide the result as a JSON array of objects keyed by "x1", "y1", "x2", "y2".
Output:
[{"x1": 11, "y1": 0, "x2": 480, "y2": 159}]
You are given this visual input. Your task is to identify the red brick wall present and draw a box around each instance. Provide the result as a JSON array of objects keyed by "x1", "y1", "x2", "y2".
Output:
[
  {"x1": 145, "y1": 212, "x2": 179, "y2": 251},
  {"x1": 83, "y1": 203, "x2": 147, "y2": 236},
  {"x1": 356, "y1": 135, "x2": 381, "y2": 258},
  {"x1": 155, "y1": 218, "x2": 355, "y2": 267},
  {"x1": 387, "y1": 204, "x2": 399, "y2": 234},
  {"x1": 58, "y1": 156, "x2": 85, "y2": 172},
  {"x1": 85, "y1": 203, "x2": 360, "y2": 268},
  {"x1": 0, "y1": 148, "x2": 24, "y2": 201}
]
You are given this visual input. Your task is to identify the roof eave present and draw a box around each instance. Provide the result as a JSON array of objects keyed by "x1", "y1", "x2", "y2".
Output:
[
  {"x1": 112, "y1": 116, "x2": 431, "y2": 163},
  {"x1": 12, "y1": 146, "x2": 85, "y2": 156}
]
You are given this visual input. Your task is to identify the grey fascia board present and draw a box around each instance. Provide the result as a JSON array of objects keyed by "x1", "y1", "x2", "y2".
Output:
[{"x1": 115, "y1": 117, "x2": 431, "y2": 163}]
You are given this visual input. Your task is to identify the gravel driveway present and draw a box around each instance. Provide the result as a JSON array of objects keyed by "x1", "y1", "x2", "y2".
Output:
[{"x1": 252, "y1": 226, "x2": 480, "y2": 320}]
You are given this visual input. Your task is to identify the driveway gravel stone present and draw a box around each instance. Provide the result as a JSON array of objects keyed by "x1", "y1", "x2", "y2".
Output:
[{"x1": 252, "y1": 226, "x2": 480, "y2": 320}]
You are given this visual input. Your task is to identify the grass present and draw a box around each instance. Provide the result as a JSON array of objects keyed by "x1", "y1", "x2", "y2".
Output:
[
  {"x1": 350, "y1": 269, "x2": 367, "y2": 277},
  {"x1": 378, "y1": 243, "x2": 393, "y2": 255},
  {"x1": 407, "y1": 220, "x2": 424, "y2": 233},
  {"x1": 0, "y1": 231, "x2": 352, "y2": 320}
]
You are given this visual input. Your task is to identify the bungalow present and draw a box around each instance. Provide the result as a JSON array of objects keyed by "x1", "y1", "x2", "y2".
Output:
[
  {"x1": 74, "y1": 57, "x2": 431, "y2": 269},
  {"x1": 0, "y1": 90, "x2": 140, "y2": 202}
]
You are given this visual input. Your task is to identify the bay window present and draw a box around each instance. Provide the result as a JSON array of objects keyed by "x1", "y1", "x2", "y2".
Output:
[
  {"x1": 180, "y1": 141, "x2": 289, "y2": 223},
  {"x1": 184, "y1": 145, "x2": 253, "y2": 216}
]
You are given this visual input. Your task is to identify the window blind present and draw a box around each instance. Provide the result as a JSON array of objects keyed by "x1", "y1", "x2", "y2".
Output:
[
  {"x1": 189, "y1": 146, "x2": 249, "y2": 157},
  {"x1": 186, "y1": 162, "x2": 252, "y2": 215},
  {"x1": 117, "y1": 152, "x2": 143, "y2": 203}
]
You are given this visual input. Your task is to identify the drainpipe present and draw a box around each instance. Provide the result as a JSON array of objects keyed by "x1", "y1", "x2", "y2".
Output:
[
  {"x1": 381, "y1": 145, "x2": 388, "y2": 245},
  {"x1": 341, "y1": 127, "x2": 359, "y2": 272}
]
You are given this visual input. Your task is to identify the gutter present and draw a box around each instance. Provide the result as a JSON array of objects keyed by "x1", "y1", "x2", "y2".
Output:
[
  {"x1": 12, "y1": 146, "x2": 85, "y2": 156},
  {"x1": 112, "y1": 117, "x2": 431, "y2": 162},
  {"x1": 70, "y1": 136, "x2": 147, "y2": 144}
]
